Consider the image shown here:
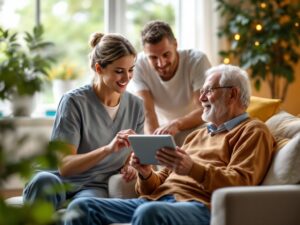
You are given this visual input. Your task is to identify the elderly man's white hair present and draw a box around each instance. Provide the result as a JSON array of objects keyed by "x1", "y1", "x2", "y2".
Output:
[{"x1": 205, "y1": 64, "x2": 251, "y2": 108}]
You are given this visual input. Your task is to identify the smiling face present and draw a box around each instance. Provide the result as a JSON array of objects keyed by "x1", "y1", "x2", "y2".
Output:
[
  {"x1": 144, "y1": 37, "x2": 178, "y2": 81},
  {"x1": 97, "y1": 55, "x2": 135, "y2": 94},
  {"x1": 199, "y1": 73, "x2": 232, "y2": 126}
]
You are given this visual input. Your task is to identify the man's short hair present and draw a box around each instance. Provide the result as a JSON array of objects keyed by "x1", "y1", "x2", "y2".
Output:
[{"x1": 141, "y1": 20, "x2": 176, "y2": 46}]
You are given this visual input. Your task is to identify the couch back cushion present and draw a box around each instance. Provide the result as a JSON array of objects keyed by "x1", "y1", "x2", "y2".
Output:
[
  {"x1": 262, "y1": 111, "x2": 300, "y2": 185},
  {"x1": 265, "y1": 110, "x2": 300, "y2": 139},
  {"x1": 262, "y1": 133, "x2": 300, "y2": 185}
]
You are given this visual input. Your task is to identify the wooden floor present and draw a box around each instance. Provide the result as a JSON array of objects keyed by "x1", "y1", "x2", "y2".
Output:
[{"x1": 0, "y1": 188, "x2": 23, "y2": 199}]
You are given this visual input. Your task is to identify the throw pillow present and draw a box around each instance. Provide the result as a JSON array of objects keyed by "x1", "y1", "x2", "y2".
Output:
[
  {"x1": 247, "y1": 96, "x2": 281, "y2": 122},
  {"x1": 266, "y1": 110, "x2": 300, "y2": 139},
  {"x1": 262, "y1": 133, "x2": 300, "y2": 185}
]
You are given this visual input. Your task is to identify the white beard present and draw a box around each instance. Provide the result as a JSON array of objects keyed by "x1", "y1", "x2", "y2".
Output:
[{"x1": 202, "y1": 98, "x2": 228, "y2": 124}]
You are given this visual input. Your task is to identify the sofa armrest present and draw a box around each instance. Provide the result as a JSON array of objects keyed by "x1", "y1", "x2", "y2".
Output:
[
  {"x1": 211, "y1": 185, "x2": 300, "y2": 225},
  {"x1": 108, "y1": 174, "x2": 137, "y2": 199}
]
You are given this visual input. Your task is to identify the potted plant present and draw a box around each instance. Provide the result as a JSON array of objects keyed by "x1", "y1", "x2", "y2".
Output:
[
  {"x1": 0, "y1": 25, "x2": 55, "y2": 116},
  {"x1": 216, "y1": 0, "x2": 300, "y2": 101},
  {"x1": 48, "y1": 60, "x2": 82, "y2": 104}
]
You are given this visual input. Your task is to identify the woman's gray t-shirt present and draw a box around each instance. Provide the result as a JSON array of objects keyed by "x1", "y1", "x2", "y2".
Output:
[{"x1": 51, "y1": 84, "x2": 144, "y2": 190}]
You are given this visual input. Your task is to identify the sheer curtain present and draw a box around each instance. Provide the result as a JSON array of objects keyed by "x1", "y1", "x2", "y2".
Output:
[{"x1": 177, "y1": 0, "x2": 220, "y2": 65}]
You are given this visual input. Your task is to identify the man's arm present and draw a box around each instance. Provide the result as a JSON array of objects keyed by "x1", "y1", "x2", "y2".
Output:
[
  {"x1": 174, "y1": 90, "x2": 204, "y2": 130},
  {"x1": 137, "y1": 90, "x2": 159, "y2": 134},
  {"x1": 154, "y1": 90, "x2": 204, "y2": 135}
]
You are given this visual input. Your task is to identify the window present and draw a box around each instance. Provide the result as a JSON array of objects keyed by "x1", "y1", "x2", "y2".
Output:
[
  {"x1": 0, "y1": 0, "x2": 105, "y2": 116},
  {"x1": 125, "y1": 0, "x2": 176, "y2": 51},
  {"x1": 0, "y1": 0, "x2": 218, "y2": 117},
  {"x1": 39, "y1": 0, "x2": 104, "y2": 106}
]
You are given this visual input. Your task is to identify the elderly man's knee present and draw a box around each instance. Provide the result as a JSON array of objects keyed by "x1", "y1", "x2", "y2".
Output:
[
  {"x1": 65, "y1": 198, "x2": 90, "y2": 222},
  {"x1": 133, "y1": 202, "x2": 165, "y2": 223}
]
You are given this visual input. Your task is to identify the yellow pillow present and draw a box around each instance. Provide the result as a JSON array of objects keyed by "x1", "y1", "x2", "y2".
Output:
[{"x1": 247, "y1": 96, "x2": 281, "y2": 122}]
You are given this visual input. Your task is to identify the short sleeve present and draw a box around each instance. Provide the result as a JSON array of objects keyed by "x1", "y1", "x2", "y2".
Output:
[
  {"x1": 190, "y1": 53, "x2": 211, "y2": 91},
  {"x1": 51, "y1": 94, "x2": 81, "y2": 148}
]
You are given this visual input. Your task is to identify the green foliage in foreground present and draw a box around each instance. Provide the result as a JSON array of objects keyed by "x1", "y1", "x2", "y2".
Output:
[{"x1": 0, "y1": 120, "x2": 71, "y2": 225}]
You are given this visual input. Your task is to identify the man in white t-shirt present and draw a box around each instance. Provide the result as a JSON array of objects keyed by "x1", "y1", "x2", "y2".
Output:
[{"x1": 128, "y1": 20, "x2": 211, "y2": 144}]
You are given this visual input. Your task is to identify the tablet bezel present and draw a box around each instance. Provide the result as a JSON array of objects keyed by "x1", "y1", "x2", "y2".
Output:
[{"x1": 128, "y1": 134, "x2": 176, "y2": 165}]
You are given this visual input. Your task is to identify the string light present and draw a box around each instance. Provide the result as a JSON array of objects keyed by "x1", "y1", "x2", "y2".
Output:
[
  {"x1": 223, "y1": 58, "x2": 230, "y2": 64},
  {"x1": 234, "y1": 33, "x2": 241, "y2": 41},
  {"x1": 295, "y1": 22, "x2": 299, "y2": 27},
  {"x1": 255, "y1": 41, "x2": 260, "y2": 46},
  {"x1": 260, "y1": 2, "x2": 267, "y2": 8},
  {"x1": 256, "y1": 24, "x2": 263, "y2": 31}
]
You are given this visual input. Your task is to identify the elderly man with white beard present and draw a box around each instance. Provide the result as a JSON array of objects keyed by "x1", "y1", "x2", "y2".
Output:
[{"x1": 64, "y1": 64, "x2": 276, "y2": 225}]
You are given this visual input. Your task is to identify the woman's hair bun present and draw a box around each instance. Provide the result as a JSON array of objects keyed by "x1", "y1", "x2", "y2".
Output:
[{"x1": 89, "y1": 32, "x2": 105, "y2": 48}]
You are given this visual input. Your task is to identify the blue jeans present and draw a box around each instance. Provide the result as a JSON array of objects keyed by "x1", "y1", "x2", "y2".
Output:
[
  {"x1": 23, "y1": 171, "x2": 108, "y2": 210},
  {"x1": 64, "y1": 195, "x2": 210, "y2": 225}
]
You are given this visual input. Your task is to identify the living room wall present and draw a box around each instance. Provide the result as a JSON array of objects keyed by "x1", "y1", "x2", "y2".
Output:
[
  {"x1": 214, "y1": 0, "x2": 300, "y2": 116},
  {"x1": 252, "y1": 62, "x2": 300, "y2": 116}
]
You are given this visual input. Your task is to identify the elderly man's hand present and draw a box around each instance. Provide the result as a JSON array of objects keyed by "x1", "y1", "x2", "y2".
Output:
[
  {"x1": 129, "y1": 152, "x2": 153, "y2": 179},
  {"x1": 120, "y1": 165, "x2": 137, "y2": 182},
  {"x1": 156, "y1": 146, "x2": 193, "y2": 175}
]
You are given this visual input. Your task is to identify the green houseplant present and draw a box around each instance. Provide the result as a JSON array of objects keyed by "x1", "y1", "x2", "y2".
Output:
[
  {"x1": 0, "y1": 120, "x2": 71, "y2": 225},
  {"x1": 216, "y1": 0, "x2": 300, "y2": 101},
  {"x1": 0, "y1": 25, "x2": 55, "y2": 116}
]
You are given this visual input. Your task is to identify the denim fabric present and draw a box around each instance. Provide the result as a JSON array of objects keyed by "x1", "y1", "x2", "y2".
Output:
[
  {"x1": 23, "y1": 171, "x2": 108, "y2": 210},
  {"x1": 64, "y1": 195, "x2": 210, "y2": 225}
]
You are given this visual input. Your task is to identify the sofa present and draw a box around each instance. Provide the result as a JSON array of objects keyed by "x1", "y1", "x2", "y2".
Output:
[{"x1": 6, "y1": 97, "x2": 300, "y2": 225}]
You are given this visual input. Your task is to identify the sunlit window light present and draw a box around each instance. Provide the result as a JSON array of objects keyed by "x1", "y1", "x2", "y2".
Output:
[{"x1": 0, "y1": 0, "x2": 30, "y2": 28}]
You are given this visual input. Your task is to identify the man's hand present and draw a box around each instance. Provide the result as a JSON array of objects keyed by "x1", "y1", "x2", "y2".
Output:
[
  {"x1": 156, "y1": 146, "x2": 193, "y2": 175},
  {"x1": 129, "y1": 152, "x2": 153, "y2": 179},
  {"x1": 120, "y1": 165, "x2": 137, "y2": 182},
  {"x1": 153, "y1": 120, "x2": 180, "y2": 136}
]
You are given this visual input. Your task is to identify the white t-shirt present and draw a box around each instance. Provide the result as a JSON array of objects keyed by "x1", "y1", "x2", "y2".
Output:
[
  {"x1": 127, "y1": 49, "x2": 211, "y2": 125},
  {"x1": 102, "y1": 102, "x2": 120, "y2": 121}
]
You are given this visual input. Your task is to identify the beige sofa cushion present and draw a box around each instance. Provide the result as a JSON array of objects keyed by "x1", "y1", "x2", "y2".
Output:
[
  {"x1": 108, "y1": 174, "x2": 137, "y2": 199},
  {"x1": 262, "y1": 133, "x2": 300, "y2": 185},
  {"x1": 262, "y1": 111, "x2": 300, "y2": 185},
  {"x1": 266, "y1": 111, "x2": 300, "y2": 139}
]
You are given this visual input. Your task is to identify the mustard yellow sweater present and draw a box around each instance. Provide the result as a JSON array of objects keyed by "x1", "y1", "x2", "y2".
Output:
[{"x1": 136, "y1": 118, "x2": 276, "y2": 208}]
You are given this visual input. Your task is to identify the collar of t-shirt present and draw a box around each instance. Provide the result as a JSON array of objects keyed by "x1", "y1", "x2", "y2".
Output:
[
  {"x1": 207, "y1": 112, "x2": 249, "y2": 135},
  {"x1": 102, "y1": 102, "x2": 120, "y2": 120}
]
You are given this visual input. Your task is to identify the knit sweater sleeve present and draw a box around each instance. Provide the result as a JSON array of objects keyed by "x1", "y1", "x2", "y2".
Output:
[
  {"x1": 135, "y1": 167, "x2": 172, "y2": 195},
  {"x1": 188, "y1": 119, "x2": 275, "y2": 192}
]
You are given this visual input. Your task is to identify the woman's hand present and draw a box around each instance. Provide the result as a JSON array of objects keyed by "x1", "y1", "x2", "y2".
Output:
[{"x1": 107, "y1": 129, "x2": 135, "y2": 153}]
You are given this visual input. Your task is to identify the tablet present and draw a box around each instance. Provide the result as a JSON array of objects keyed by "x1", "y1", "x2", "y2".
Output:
[{"x1": 128, "y1": 134, "x2": 176, "y2": 165}]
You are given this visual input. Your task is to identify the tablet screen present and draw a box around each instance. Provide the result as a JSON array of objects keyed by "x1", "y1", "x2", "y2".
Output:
[{"x1": 128, "y1": 134, "x2": 176, "y2": 165}]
